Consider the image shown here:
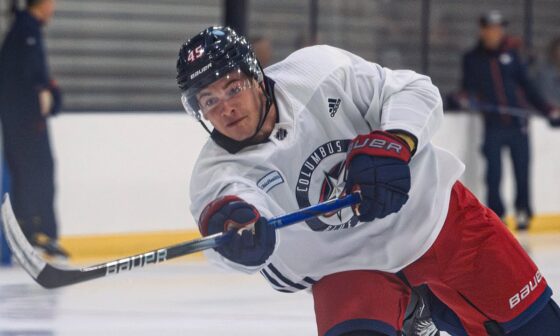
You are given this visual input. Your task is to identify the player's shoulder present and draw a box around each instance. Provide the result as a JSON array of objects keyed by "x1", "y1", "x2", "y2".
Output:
[
  {"x1": 190, "y1": 139, "x2": 262, "y2": 182},
  {"x1": 189, "y1": 139, "x2": 269, "y2": 216},
  {"x1": 267, "y1": 45, "x2": 353, "y2": 75},
  {"x1": 286, "y1": 44, "x2": 351, "y2": 60},
  {"x1": 189, "y1": 140, "x2": 232, "y2": 203},
  {"x1": 265, "y1": 45, "x2": 357, "y2": 101},
  {"x1": 192, "y1": 140, "x2": 231, "y2": 171}
]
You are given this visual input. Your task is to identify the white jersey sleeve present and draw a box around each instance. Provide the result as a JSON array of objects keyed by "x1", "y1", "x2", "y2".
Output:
[
  {"x1": 376, "y1": 68, "x2": 442, "y2": 152},
  {"x1": 292, "y1": 46, "x2": 443, "y2": 152}
]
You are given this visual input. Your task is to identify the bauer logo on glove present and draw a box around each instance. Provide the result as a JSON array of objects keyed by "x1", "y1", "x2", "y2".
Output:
[{"x1": 344, "y1": 131, "x2": 414, "y2": 222}]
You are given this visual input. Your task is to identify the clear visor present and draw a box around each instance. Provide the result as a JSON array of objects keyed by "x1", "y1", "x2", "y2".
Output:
[{"x1": 181, "y1": 68, "x2": 256, "y2": 121}]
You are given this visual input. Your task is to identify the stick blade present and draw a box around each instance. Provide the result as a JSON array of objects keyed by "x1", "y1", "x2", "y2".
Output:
[
  {"x1": 36, "y1": 264, "x2": 99, "y2": 289},
  {"x1": 1, "y1": 194, "x2": 47, "y2": 281}
]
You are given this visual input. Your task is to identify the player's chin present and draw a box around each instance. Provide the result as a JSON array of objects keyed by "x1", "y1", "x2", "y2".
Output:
[
  {"x1": 222, "y1": 128, "x2": 251, "y2": 142},
  {"x1": 225, "y1": 124, "x2": 256, "y2": 141},
  {"x1": 233, "y1": 131, "x2": 254, "y2": 142}
]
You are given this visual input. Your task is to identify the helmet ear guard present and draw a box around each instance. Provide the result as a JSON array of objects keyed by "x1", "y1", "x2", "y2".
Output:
[{"x1": 180, "y1": 94, "x2": 200, "y2": 120}]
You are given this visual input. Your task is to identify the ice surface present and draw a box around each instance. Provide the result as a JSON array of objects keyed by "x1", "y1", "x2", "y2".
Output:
[{"x1": 1, "y1": 233, "x2": 559, "y2": 336}]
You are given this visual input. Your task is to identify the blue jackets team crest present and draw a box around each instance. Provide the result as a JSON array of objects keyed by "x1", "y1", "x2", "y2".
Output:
[{"x1": 295, "y1": 139, "x2": 359, "y2": 231}]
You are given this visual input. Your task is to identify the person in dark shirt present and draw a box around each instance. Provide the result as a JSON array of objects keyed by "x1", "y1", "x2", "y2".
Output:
[
  {"x1": 0, "y1": 0, "x2": 68, "y2": 258},
  {"x1": 461, "y1": 10, "x2": 560, "y2": 230}
]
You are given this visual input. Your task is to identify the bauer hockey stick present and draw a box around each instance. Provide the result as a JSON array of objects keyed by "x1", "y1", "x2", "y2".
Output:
[{"x1": 1, "y1": 192, "x2": 360, "y2": 289}]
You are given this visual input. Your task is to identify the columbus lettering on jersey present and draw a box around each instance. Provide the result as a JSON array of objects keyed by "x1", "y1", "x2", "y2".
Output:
[{"x1": 296, "y1": 139, "x2": 359, "y2": 231}]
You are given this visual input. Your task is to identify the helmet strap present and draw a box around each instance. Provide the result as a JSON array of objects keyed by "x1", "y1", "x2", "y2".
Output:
[
  {"x1": 253, "y1": 77, "x2": 275, "y2": 136},
  {"x1": 198, "y1": 119, "x2": 213, "y2": 134}
]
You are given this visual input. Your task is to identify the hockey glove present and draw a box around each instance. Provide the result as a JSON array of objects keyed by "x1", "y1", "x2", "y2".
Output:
[
  {"x1": 345, "y1": 131, "x2": 413, "y2": 222},
  {"x1": 198, "y1": 196, "x2": 276, "y2": 267}
]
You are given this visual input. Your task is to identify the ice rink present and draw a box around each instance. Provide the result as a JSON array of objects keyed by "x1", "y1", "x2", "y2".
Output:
[{"x1": 1, "y1": 233, "x2": 559, "y2": 336}]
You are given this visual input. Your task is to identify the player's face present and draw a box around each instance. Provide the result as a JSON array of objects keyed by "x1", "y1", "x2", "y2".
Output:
[{"x1": 196, "y1": 71, "x2": 263, "y2": 141}]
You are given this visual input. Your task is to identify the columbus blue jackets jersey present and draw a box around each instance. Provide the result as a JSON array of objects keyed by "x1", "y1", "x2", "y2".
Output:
[{"x1": 190, "y1": 45, "x2": 465, "y2": 293}]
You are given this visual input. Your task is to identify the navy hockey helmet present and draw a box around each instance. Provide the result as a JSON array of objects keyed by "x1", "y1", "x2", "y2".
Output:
[{"x1": 176, "y1": 26, "x2": 263, "y2": 121}]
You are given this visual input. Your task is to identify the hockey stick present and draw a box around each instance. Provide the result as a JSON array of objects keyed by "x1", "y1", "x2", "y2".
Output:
[
  {"x1": 1, "y1": 192, "x2": 360, "y2": 289},
  {"x1": 467, "y1": 102, "x2": 560, "y2": 127},
  {"x1": 447, "y1": 93, "x2": 560, "y2": 122},
  {"x1": 468, "y1": 101, "x2": 543, "y2": 119}
]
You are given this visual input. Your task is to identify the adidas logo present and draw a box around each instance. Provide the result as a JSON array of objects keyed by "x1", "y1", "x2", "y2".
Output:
[{"x1": 328, "y1": 98, "x2": 341, "y2": 117}]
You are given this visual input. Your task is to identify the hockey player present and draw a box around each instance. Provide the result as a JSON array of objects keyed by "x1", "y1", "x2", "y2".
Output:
[{"x1": 177, "y1": 26, "x2": 560, "y2": 335}]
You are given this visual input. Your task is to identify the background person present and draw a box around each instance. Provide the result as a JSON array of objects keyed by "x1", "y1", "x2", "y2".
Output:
[
  {"x1": 0, "y1": 0, "x2": 68, "y2": 258},
  {"x1": 250, "y1": 35, "x2": 273, "y2": 68},
  {"x1": 461, "y1": 10, "x2": 560, "y2": 230}
]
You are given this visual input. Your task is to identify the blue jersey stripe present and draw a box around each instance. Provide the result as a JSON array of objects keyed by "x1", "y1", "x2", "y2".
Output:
[
  {"x1": 268, "y1": 264, "x2": 307, "y2": 290},
  {"x1": 303, "y1": 277, "x2": 317, "y2": 284},
  {"x1": 260, "y1": 269, "x2": 284, "y2": 288}
]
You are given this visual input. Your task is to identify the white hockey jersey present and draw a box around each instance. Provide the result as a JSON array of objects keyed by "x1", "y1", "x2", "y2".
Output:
[{"x1": 190, "y1": 45, "x2": 465, "y2": 293}]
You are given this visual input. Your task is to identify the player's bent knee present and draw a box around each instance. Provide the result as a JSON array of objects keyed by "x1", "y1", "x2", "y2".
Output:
[{"x1": 508, "y1": 299, "x2": 560, "y2": 335}]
